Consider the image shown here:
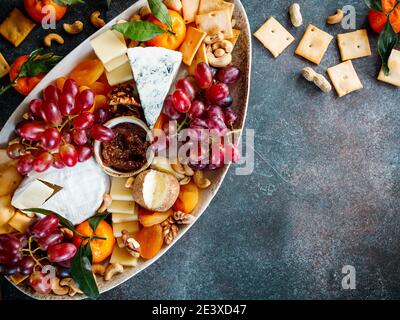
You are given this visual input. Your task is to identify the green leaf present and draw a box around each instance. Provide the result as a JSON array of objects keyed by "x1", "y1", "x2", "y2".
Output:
[
  {"x1": 24, "y1": 208, "x2": 76, "y2": 232},
  {"x1": 88, "y1": 212, "x2": 109, "y2": 233},
  {"x1": 148, "y1": 0, "x2": 173, "y2": 30},
  {"x1": 112, "y1": 21, "x2": 168, "y2": 41},
  {"x1": 54, "y1": 0, "x2": 85, "y2": 5},
  {"x1": 71, "y1": 243, "x2": 99, "y2": 299},
  {"x1": 378, "y1": 20, "x2": 398, "y2": 75},
  {"x1": 364, "y1": 0, "x2": 384, "y2": 12},
  {"x1": 18, "y1": 49, "x2": 62, "y2": 78}
]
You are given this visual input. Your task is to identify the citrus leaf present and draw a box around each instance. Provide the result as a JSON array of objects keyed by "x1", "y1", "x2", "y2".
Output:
[
  {"x1": 112, "y1": 21, "x2": 168, "y2": 41},
  {"x1": 24, "y1": 208, "x2": 76, "y2": 232},
  {"x1": 18, "y1": 49, "x2": 62, "y2": 78},
  {"x1": 88, "y1": 212, "x2": 109, "y2": 233},
  {"x1": 364, "y1": 0, "x2": 383, "y2": 12},
  {"x1": 54, "y1": 0, "x2": 85, "y2": 5},
  {"x1": 70, "y1": 243, "x2": 99, "y2": 299},
  {"x1": 148, "y1": 0, "x2": 173, "y2": 30},
  {"x1": 378, "y1": 20, "x2": 398, "y2": 75}
]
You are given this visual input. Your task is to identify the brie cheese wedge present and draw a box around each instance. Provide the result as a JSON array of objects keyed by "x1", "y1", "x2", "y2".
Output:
[
  {"x1": 12, "y1": 159, "x2": 110, "y2": 225},
  {"x1": 127, "y1": 47, "x2": 182, "y2": 127}
]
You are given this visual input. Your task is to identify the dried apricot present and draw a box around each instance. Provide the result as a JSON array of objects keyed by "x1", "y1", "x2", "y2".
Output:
[
  {"x1": 93, "y1": 94, "x2": 107, "y2": 110},
  {"x1": 55, "y1": 77, "x2": 67, "y2": 91},
  {"x1": 139, "y1": 208, "x2": 172, "y2": 227},
  {"x1": 89, "y1": 81, "x2": 110, "y2": 96},
  {"x1": 173, "y1": 181, "x2": 199, "y2": 213},
  {"x1": 69, "y1": 59, "x2": 104, "y2": 86},
  {"x1": 135, "y1": 224, "x2": 163, "y2": 260}
]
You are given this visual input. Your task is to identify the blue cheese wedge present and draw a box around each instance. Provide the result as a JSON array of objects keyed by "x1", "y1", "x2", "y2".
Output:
[{"x1": 127, "y1": 47, "x2": 182, "y2": 127}]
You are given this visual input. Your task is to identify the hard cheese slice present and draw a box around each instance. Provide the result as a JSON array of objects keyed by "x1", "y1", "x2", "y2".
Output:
[
  {"x1": 90, "y1": 30, "x2": 127, "y2": 65},
  {"x1": 108, "y1": 200, "x2": 137, "y2": 214},
  {"x1": 11, "y1": 179, "x2": 54, "y2": 210},
  {"x1": 377, "y1": 49, "x2": 400, "y2": 87},
  {"x1": 105, "y1": 61, "x2": 134, "y2": 86},
  {"x1": 127, "y1": 47, "x2": 182, "y2": 127},
  {"x1": 104, "y1": 54, "x2": 128, "y2": 72},
  {"x1": 112, "y1": 221, "x2": 140, "y2": 237},
  {"x1": 110, "y1": 245, "x2": 138, "y2": 267},
  {"x1": 110, "y1": 177, "x2": 134, "y2": 201},
  {"x1": 112, "y1": 212, "x2": 138, "y2": 223}
]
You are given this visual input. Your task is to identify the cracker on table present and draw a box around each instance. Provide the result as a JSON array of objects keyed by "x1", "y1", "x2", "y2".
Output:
[
  {"x1": 337, "y1": 29, "x2": 371, "y2": 61},
  {"x1": 253, "y1": 17, "x2": 295, "y2": 58},
  {"x1": 0, "y1": 52, "x2": 10, "y2": 79},
  {"x1": 295, "y1": 24, "x2": 333, "y2": 65},
  {"x1": 377, "y1": 49, "x2": 400, "y2": 87},
  {"x1": 195, "y1": 9, "x2": 233, "y2": 38},
  {"x1": 0, "y1": 8, "x2": 35, "y2": 47},
  {"x1": 327, "y1": 60, "x2": 363, "y2": 97}
]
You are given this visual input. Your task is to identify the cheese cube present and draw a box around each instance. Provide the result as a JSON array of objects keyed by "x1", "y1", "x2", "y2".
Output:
[
  {"x1": 104, "y1": 54, "x2": 129, "y2": 72},
  {"x1": 8, "y1": 211, "x2": 33, "y2": 233},
  {"x1": 112, "y1": 212, "x2": 138, "y2": 223},
  {"x1": 110, "y1": 245, "x2": 138, "y2": 267},
  {"x1": 110, "y1": 177, "x2": 134, "y2": 201},
  {"x1": 108, "y1": 200, "x2": 137, "y2": 214},
  {"x1": 11, "y1": 180, "x2": 54, "y2": 211},
  {"x1": 90, "y1": 30, "x2": 127, "y2": 64},
  {"x1": 105, "y1": 61, "x2": 134, "y2": 86},
  {"x1": 112, "y1": 221, "x2": 140, "y2": 237}
]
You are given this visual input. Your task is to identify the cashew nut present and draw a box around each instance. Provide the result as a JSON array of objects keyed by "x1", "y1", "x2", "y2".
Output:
[
  {"x1": 139, "y1": 5, "x2": 151, "y2": 19},
  {"x1": 98, "y1": 193, "x2": 112, "y2": 213},
  {"x1": 205, "y1": 32, "x2": 224, "y2": 45},
  {"x1": 43, "y1": 33, "x2": 64, "y2": 47},
  {"x1": 51, "y1": 277, "x2": 69, "y2": 296},
  {"x1": 289, "y1": 3, "x2": 303, "y2": 27},
  {"x1": 327, "y1": 9, "x2": 344, "y2": 25},
  {"x1": 104, "y1": 263, "x2": 124, "y2": 281},
  {"x1": 63, "y1": 21, "x2": 84, "y2": 34},
  {"x1": 179, "y1": 176, "x2": 191, "y2": 185},
  {"x1": 212, "y1": 40, "x2": 233, "y2": 53},
  {"x1": 90, "y1": 11, "x2": 105, "y2": 28},
  {"x1": 171, "y1": 162, "x2": 186, "y2": 175},
  {"x1": 183, "y1": 164, "x2": 194, "y2": 176},
  {"x1": 129, "y1": 14, "x2": 141, "y2": 22},
  {"x1": 207, "y1": 45, "x2": 232, "y2": 68},
  {"x1": 301, "y1": 67, "x2": 332, "y2": 93},
  {"x1": 60, "y1": 227, "x2": 74, "y2": 240},
  {"x1": 92, "y1": 264, "x2": 106, "y2": 276},
  {"x1": 193, "y1": 170, "x2": 211, "y2": 189},
  {"x1": 59, "y1": 278, "x2": 83, "y2": 296}
]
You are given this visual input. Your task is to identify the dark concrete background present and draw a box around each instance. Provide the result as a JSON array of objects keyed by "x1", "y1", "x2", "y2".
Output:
[{"x1": 1, "y1": 0, "x2": 400, "y2": 300}]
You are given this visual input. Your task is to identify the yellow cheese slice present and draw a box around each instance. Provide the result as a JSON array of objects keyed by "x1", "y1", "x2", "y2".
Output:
[
  {"x1": 90, "y1": 30, "x2": 127, "y2": 64},
  {"x1": 180, "y1": 26, "x2": 207, "y2": 65},
  {"x1": 112, "y1": 212, "x2": 138, "y2": 223},
  {"x1": 8, "y1": 211, "x2": 33, "y2": 233},
  {"x1": 104, "y1": 54, "x2": 129, "y2": 72},
  {"x1": 112, "y1": 220, "x2": 140, "y2": 237},
  {"x1": 0, "y1": 52, "x2": 10, "y2": 79},
  {"x1": 182, "y1": 0, "x2": 200, "y2": 24},
  {"x1": 110, "y1": 245, "x2": 138, "y2": 267},
  {"x1": 189, "y1": 42, "x2": 208, "y2": 75},
  {"x1": 108, "y1": 200, "x2": 136, "y2": 214},
  {"x1": 110, "y1": 177, "x2": 134, "y2": 201},
  {"x1": 105, "y1": 61, "x2": 134, "y2": 86}
]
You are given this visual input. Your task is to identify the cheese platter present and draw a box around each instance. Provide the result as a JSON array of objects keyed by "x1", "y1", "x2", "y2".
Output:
[{"x1": 0, "y1": 0, "x2": 251, "y2": 299}]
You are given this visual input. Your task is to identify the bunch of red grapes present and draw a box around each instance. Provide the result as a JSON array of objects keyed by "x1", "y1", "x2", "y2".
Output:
[
  {"x1": 161, "y1": 63, "x2": 241, "y2": 170},
  {"x1": 8, "y1": 79, "x2": 115, "y2": 175},
  {"x1": 0, "y1": 214, "x2": 77, "y2": 293}
]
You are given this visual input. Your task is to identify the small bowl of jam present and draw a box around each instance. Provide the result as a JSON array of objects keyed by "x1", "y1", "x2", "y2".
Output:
[{"x1": 94, "y1": 116, "x2": 154, "y2": 177}]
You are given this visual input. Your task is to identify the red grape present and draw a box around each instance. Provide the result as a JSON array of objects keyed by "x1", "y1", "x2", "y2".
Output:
[
  {"x1": 40, "y1": 101, "x2": 62, "y2": 126},
  {"x1": 29, "y1": 271, "x2": 52, "y2": 294},
  {"x1": 20, "y1": 121, "x2": 46, "y2": 141},
  {"x1": 225, "y1": 142, "x2": 240, "y2": 163},
  {"x1": 72, "y1": 129, "x2": 89, "y2": 145},
  {"x1": 94, "y1": 108, "x2": 112, "y2": 124},
  {"x1": 62, "y1": 79, "x2": 79, "y2": 97},
  {"x1": 72, "y1": 111, "x2": 95, "y2": 130},
  {"x1": 41, "y1": 127, "x2": 61, "y2": 151},
  {"x1": 194, "y1": 62, "x2": 213, "y2": 89},
  {"x1": 90, "y1": 124, "x2": 115, "y2": 142},
  {"x1": 4, "y1": 264, "x2": 20, "y2": 276},
  {"x1": 32, "y1": 214, "x2": 59, "y2": 239},
  {"x1": 57, "y1": 259, "x2": 72, "y2": 269},
  {"x1": 19, "y1": 256, "x2": 35, "y2": 275},
  {"x1": 59, "y1": 93, "x2": 76, "y2": 117},
  {"x1": 172, "y1": 89, "x2": 191, "y2": 113},
  {"x1": 216, "y1": 94, "x2": 233, "y2": 108},
  {"x1": 75, "y1": 89, "x2": 95, "y2": 112},
  {"x1": 76, "y1": 145, "x2": 92, "y2": 162},
  {"x1": 48, "y1": 243, "x2": 77, "y2": 263},
  {"x1": 162, "y1": 95, "x2": 181, "y2": 120},
  {"x1": 59, "y1": 144, "x2": 78, "y2": 167},
  {"x1": 33, "y1": 152, "x2": 53, "y2": 172},
  {"x1": 176, "y1": 78, "x2": 196, "y2": 101},
  {"x1": 216, "y1": 66, "x2": 241, "y2": 84},
  {"x1": 15, "y1": 120, "x2": 30, "y2": 137},
  {"x1": 52, "y1": 153, "x2": 65, "y2": 169},
  {"x1": 207, "y1": 105, "x2": 225, "y2": 122},
  {"x1": 43, "y1": 85, "x2": 60, "y2": 103},
  {"x1": 28, "y1": 99, "x2": 43, "y2": 118},
  {"x1": 224, "y1": 108, "x2": 237, "y2": 126},
  {"x1": 17, "y1": 154, "x2": 35, "y2": 174},
  {"x1": 37, "y1": 230, "x2": 64, "y2": 251},
  {"x1": 7, "y1": 143, "x2": 25, "y2": 159},
  {"x1": 205, "y1": 83, "x2": 229, "y2": 104},
  {"x1": 61, "y1": 128, "x2": 73, "y2": 144},
  {"x1": 209, "y1": 143, "x2": 225, "y2": 170},
  {"x1": 188, "y1": 100, "x2": 205, "y2": 119},
  {"x1": 208, "y1": 116, "x2": 228, "y2": 137},
  {"x1": 0, "y1": 235, "x2": 21, "y2": 256}
]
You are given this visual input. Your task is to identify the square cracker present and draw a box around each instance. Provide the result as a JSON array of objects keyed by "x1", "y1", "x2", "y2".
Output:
[
  {"x1": 199, "y1": 0, "x2": 234, "y2": 18},
  {"x1": 253, "y1": 17, "x2": 295, "y2": 58},
  {"x1": 327, "y1": 60, "x2": 363, "y2": 97},
  {"x1": 195, "y1": 9, "x2": 233, "y2": 38},
  {"x1": 0, "y1": 8, "x2": 35, "y2": 47},
  {"x1": 337, "y1": 29, "x2": 371, "y2": 61},
  {"x1": 182, "y1": 0, "x2": 201, "y2": 24},
  {"x1": 377, "y1": 49, "x2": 400, "y2": 87},
  {"x1": 295, "y1": 24, "x2": 333, "y2": 64},
  {"x1": 0, "y1": 52, "x2": 10, "y2": 79},
  {"x1": 179, "y1": 26, "x2": 207, "y2": 65},
  {"x1": 189, "y1": 43, "x2": 208, "y2": 75}
]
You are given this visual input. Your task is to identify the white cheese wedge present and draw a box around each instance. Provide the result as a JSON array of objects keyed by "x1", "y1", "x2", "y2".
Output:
[
  {"x1": 112, "y1": 221, "x2": 140, "y2": 237},
  {"x1": 127, "y1": 47, "x2": 182, "y2": 127},
  {"x1": 112, "y1": 212, "x2": 138, "y2": 223},
  {"x1": 12, "y1": 159, "x2": 110, "y2": 225},
  {"x1": 90, "y1": 30, "x2": 127, "y2": 64},
  {"x1": 104, "y1": 54, "x2": 129, "y2": 72},
  {"x1": 12, "y1": 179, "x2": 54, "y2": 210},
  {"x1": 108, "y1": 200, "x2": 137, "y2": 214},
  {"x1": 110, "y1": 245, "x2": 138, "y2": 267},
  {"x1": 105, "y1": 61, "x2": 134, "y2": 86},
  {"x1": 110, "y1": 177, "x2": 134, "y2": 201}
]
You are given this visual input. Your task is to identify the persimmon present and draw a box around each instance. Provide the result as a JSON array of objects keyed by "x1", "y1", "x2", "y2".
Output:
[
  {"x1": 173, "y1": 181, "x2": 199, "y2": 213},
  {"x1": 24, "y1": 0, "x2": 67, "y2": 23},
  {"x1": 135, "y1": 224, "x2": 164, "y2": 259},
  {"x1": 69, "y1": 59, "x2": 104, "y2": 86},
  {"x1": 9, "y1": 55, "x2": 44, "y2": 96},
  {"x1": 368, "y1": 0, "x2": 400, "y2": 33},
  {"x1": 146, "y1": 10, "x2": 186, "y2": 50},
  {"x1": 73, "y1": 220, "x2": 115, "y2": 263}
]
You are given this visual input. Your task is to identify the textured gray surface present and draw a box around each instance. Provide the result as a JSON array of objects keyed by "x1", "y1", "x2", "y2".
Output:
[{"x1": 1, "y1": 0, "x2": 400, "y2": 300}]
